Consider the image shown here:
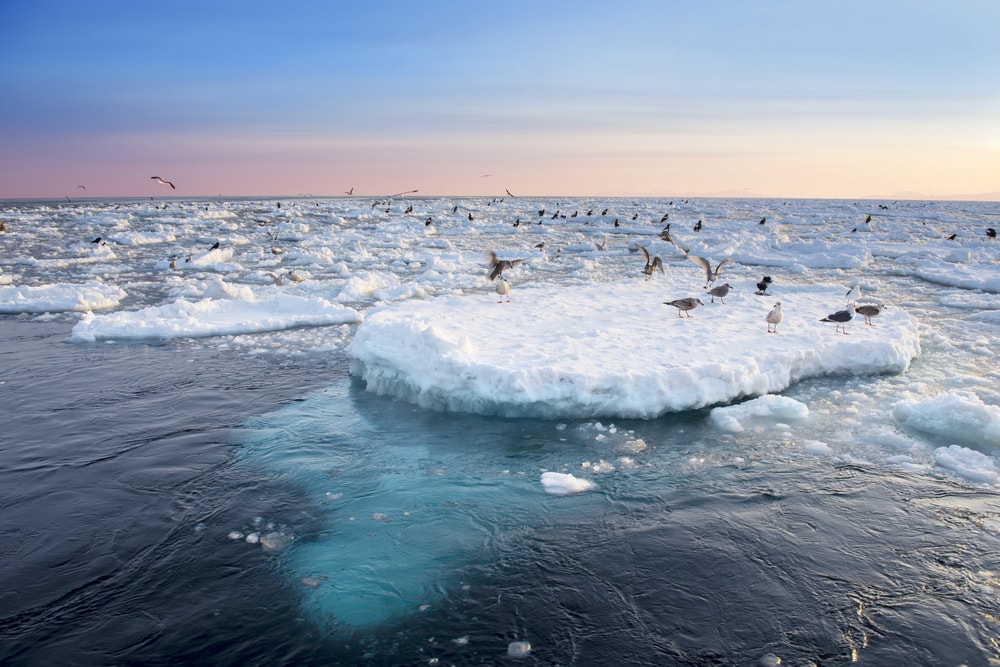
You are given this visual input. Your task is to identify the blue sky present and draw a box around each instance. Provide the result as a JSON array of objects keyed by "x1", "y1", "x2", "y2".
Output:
[{"x1": 1, "y1": 1, "x2": 997, "y2": 198}]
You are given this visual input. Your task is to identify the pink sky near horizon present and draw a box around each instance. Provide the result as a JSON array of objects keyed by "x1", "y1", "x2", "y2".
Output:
[{"x1": 2, "y1": 2, "x2": 998, "y2": 201}]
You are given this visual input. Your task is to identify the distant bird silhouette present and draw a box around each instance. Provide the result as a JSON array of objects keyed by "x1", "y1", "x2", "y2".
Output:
[
  {"x1": 660, "y1": 213, "x2": 669, "y2": 222},
  {"x1": 759, "y1": 216, "x2": 766, "y2": 224},
  {"x1": 487, "y1": 251, "x2": 522, "y2": 281},
  {"x1": 946, "y1": 233, "x2": 957, "y2": 241},
  {"x1": 820, "y1": 302, "x2": 855, "y2": 334},
  {"x1": 345, "y1": 187, "x2": 354, "y2": 195},
  {"x1": 594, "y1": 234, "x2": 608, "y2": 251},
  {"x1": 506, "y1": 189, "x2": 515, "y2": 197},
  {"x1": 693, "y1": 220, "x2": 702, "y2": 232},
  {"x1": 425, "y1": 217, "x2": 433, "y2": 226},
  {"x1": 987, "y1": 228, "x2": 997, "y2": 238},
  {"x1": 151, "y1": 176, "x2": 175, "y2": 189},
  {"x1": 91, "y1": 236, "x2": 102, "y2": 244},
  {"x1": 664, "y1": 297, "x2": 702, "y2": 317},
  {"x1": 755, "y1": 276, "x2": 773, "y2": 295},
  {"x1": 766, "y1": 302, "x2": 783, "y2": 333},
  {"x1": 706, "y1": 283, "x2": 732, "y2": 304},
  {"x1": 495, "y1": 276, "x2": 511, "y2": 303},
  {"x1": 636, "y1": 244, "x2": 664, "y2": 278},
  {"x1": 209, "y1": 241, "x2": 220, "y2": 251},
  {"x1": 688, "y1": 255, "x2": 731, "y2": 287},
  {"x1": 855, "y1": 303, "x2": 886, "y2": 326},
  {"x1": 614, "y1": 218, "x2": 620, "y2": 228},
  {"x1": 77, "y1": 185, "x2": 87, "y2": 191}
]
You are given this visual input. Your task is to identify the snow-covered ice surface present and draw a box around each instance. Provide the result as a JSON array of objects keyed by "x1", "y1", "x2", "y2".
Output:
[{"x1": 4, "y1": 196, "x2": 1000, "y2": 664}]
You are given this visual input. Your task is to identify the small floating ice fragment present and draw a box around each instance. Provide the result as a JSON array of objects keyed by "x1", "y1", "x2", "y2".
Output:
[
  {"x1": 540, "y1": 471, "x2": 596, "y2": 495},
  {"x1": 245, "y1": 532, "x2": 260, "y2": 544},
  {"x1": 507, "y1": 640, "x2": 531, "y2": 658},
  {"x1": 227, "y1": 530, "x2": 245, "y2": 540}
]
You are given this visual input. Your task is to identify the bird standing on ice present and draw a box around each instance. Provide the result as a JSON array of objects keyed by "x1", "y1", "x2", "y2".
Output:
[
  {"x1": 706, "y1": 282, "x2": 732, "y2": 304},
  {"x1": 766, "y1": 302, "x2": 782, "y2": 333},
  {"x1": 664, "y1": 297, "x2": 702, "y2": 317},
  {"x1": 496, "y1": 276, "x2": 511, "y2": 303},
  {"x1": 855, "y1": 303, "x2": 886, "y2": 326},
  {"x1": 820, "y1": 302, "x2": 855, "y2": 334}
]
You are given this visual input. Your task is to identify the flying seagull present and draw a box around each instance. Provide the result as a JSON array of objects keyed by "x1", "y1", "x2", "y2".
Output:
[
  {"x1": 151, "y1": 176, "x2": 176, "y2": 189},
  {"x1": 688, "y1": 255, "x2": 732, "y2": 287},
  {"x1": 345, "y1": 187, "x2": 354, "y2": 195},
  {"x1": 664, "y1": 297, "x2": 702, "y2": 318},
  {"x1": 487, "y1": 251, "x2": 523, "y2": 281},
  {"x1": 855, "y1": 303, "x2": 886, "y2": 326},
  {"x1": 390, "y1": 189, "x2": 419, "y2": 197},
  {"x1": 76, "y1": 185, "x2": 87, "y2": 190},
  {"x1": 636, "y1": 243, "x2": 663, "y2": 278},
  {"x1": 506, "y1": 189, "x2": 515, "y2": 198},
  {"x1": 820, "y1": 302, "x2": 855, "y2": 334},
  {"x1": 766, "y1": 302, "x2": 783, "y2": 333}
]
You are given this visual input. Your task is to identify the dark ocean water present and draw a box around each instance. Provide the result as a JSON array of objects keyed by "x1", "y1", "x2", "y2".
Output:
[{"x1": 3, "y1": 315, "x2": 1000, "y2": 666}]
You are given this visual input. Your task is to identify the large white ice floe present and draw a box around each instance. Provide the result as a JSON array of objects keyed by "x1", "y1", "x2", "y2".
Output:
[
  {"x1": 0, "y1": 282, "x2": 127, "y2": 313},
  {"x1": 347, "y1": 280, "x2": 921, "y2": 418}
]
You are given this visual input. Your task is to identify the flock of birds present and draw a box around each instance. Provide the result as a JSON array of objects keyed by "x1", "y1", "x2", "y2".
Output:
[{"x1": 486, "y1": 207, "x2": 890, "y2": 335}]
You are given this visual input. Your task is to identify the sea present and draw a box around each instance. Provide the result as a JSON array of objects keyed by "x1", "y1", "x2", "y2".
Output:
[{"x1": 1, "y1": 196, "x2": 999, "y2": 666}]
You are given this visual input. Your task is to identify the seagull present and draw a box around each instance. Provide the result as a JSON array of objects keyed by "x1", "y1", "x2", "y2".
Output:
[
  {"x1": 688, "y1": 255, "x2": 732, "y2": 287},
  {"x1": 594, "y1": 234, "x2": 609, "y2": 251},
  {"x1": 345, "y1": 187, "x2": 354, "y2": 195},
  {"x1": 820, "y1": 302, "x2": 855, "y2": 334},
  {"x1": 487, "y1": 251, "x2": 522, "y2": 281},
  {"x1": 77, "y1": 185, "x2": 87, "y2": 191},
  {"x1": 766, "y1": 302, "x2": 783, "y2": 333},
  {"x1": 496, "y1": 276, "x2": 511, "y2": 303},
  {"x1": 390, "y1": 189, "x2": 419, "y2": 197},
  {"x1": 855, "y1": 303, "x2": 886, "y2": 326},
  {"x1": 506, "y1": 189, "x2": 515, "y2": 197},
  {"x1": 755, "y1": 276, "x2": 773, "y2": 295},
  {"x1": 706, "y1": 282, "x2": 733, "y2": 304},
  {"x1": 664, "y1": 297, "x2": 702, "y2": 318},
  {"x1": 151, "y1": 176, "x2": 176, "y2": 189},
  {"x1": 636, "y1": 244, "x2": 664, "y2": 278}
]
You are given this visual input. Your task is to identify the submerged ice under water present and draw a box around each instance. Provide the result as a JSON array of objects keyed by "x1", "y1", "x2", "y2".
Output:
[{"x1": 2, "y1": 195, "x2": 1000, "y2": 664}]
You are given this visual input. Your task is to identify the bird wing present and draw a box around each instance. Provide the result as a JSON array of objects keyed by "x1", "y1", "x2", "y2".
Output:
[
  {"x1": 687, "y1": 255, "x2": 711, "y2": 280},
  {"x1": 651, "y1": 256, "x2": 664, "y2": 273},
  {"x1": 714, "y1": 258, "x2": 732, "y2": 276},
  {"x1": 487, "y1": 251, "x2": 499, "y2": 268},
  {"x1": 636, "y1": 243, "x2": 650, "y2": 263}
]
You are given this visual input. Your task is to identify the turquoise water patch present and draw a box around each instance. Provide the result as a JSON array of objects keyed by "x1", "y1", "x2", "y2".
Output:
[{"x1": 237, "y1": 379, "x2": 644, "y2": 630}]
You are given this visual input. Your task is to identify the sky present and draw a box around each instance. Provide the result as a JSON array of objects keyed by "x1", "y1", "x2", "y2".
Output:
[{"x1": 1, "y1": 0, "x2": 998, "y2": 200}]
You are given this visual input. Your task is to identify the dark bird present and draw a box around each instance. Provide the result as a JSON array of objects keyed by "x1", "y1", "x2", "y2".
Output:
[
  {"x1": 468, "y1": 212, "x2": 474, "y2": 221},
  {"x1": 688, "y1": 255, "x2": 732, "y2": 287},
  {"x1": 766, "y1": 302, "x2": 783, "y2": 333},
  {"x1": 987, "y1": 228, "x2": 997, "y2": 238},
  {"x1": 693, "y1": 220, "x2": 702, "y2": 232},
  {"x1": 755, "y1": 276, "x2": 773, "y2": 295},
  {"x1": 345, "y1": 187, "x2": 354, "y2": 195},
  {"x1": 487, "y1": 251, "x2": 523, "y2": 281},
  {"x1": 631, "y1": 213, "x2": 638, "y2": 220},
  {"x1": 706, "y1": 283, "x2": 733, "y2": 304},
  {"x1": 512, "y1": 219, "x2": 520, "y2": 227},
  {"x1": 91, "y1": 236, "x2": 102, "y2": 244},
  {"x1": 660, "y1": 213, "x2": 669, "y2": 223},
  {"x1": 855, "y1": 303, "x2": 886, "y2": 326},
  {"x1": 506, "y1": 189, "x2": 515, "y2": 197},
  {"x1": 759, "y1": 217, "x2": 766, "y2": 224},
  {"x1": 151, "y1": 176, "x2": 176, "y2": 189},
  {"x1": 664, "y1": 297, "x2": 702, "y2": 318},
  {"x1": 601, "y1": 208, "x2": 608, "y2": 215},
  {"x1": 659, "y1": 224, "x2": 673, "y2": 243},
  {"x1": 209, "y1": 241, "x2": 220, "y2": 251},
  {"x1": 865, "y1": 214, "x2": 872, "y2": 224},
  {"x1": 614, "y1": 218, "x2": 620, "y2": 228},
  {"x1": 946, "y1": 233, "x2": 957, "y2": 241},
  {"x1": 636, "y1": 244, "x2": 664, "y2": 278},
  {"x1": 820, "y1": 302, "x2": 855, "y2": 334},
  {"x1": 425, "y1": 217, "x2": 433, "y2": 226},
  {"x1": 77, "y1": 185, "x2": 87, "y2": 191},
  {"x1": 538, "y1": 209, "x2": 545, "y2": 217}
]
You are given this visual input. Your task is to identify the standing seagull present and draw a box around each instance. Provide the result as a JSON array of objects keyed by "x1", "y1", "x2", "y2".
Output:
[
  {"x1": 496, "y1": 276, "x2": 511, "y2": 303},
  {"x1": 855, "y1": 303, "x2": 886, "y2": 326},
  {"x1": 820, "y1": 302, "x2": 855, "y2": 334},
  {"x1": 688, "y1": 255, "x2": 731, "y2": 287},
  {"x1": 706, "y1": 283, "x2": 733, "y2": 304},
  {"x1": 766, "y1": 302, "x2": 783, "y2": 333},
  {"x1": 151, "y1": 176, "x2": 176, "y2": 189},
  {"x1": 664, "y1": 297, "x2": 702, "y2": 317},
  {"x1": 636, "y1": 244, "x2": 663, "y2": 278}
]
